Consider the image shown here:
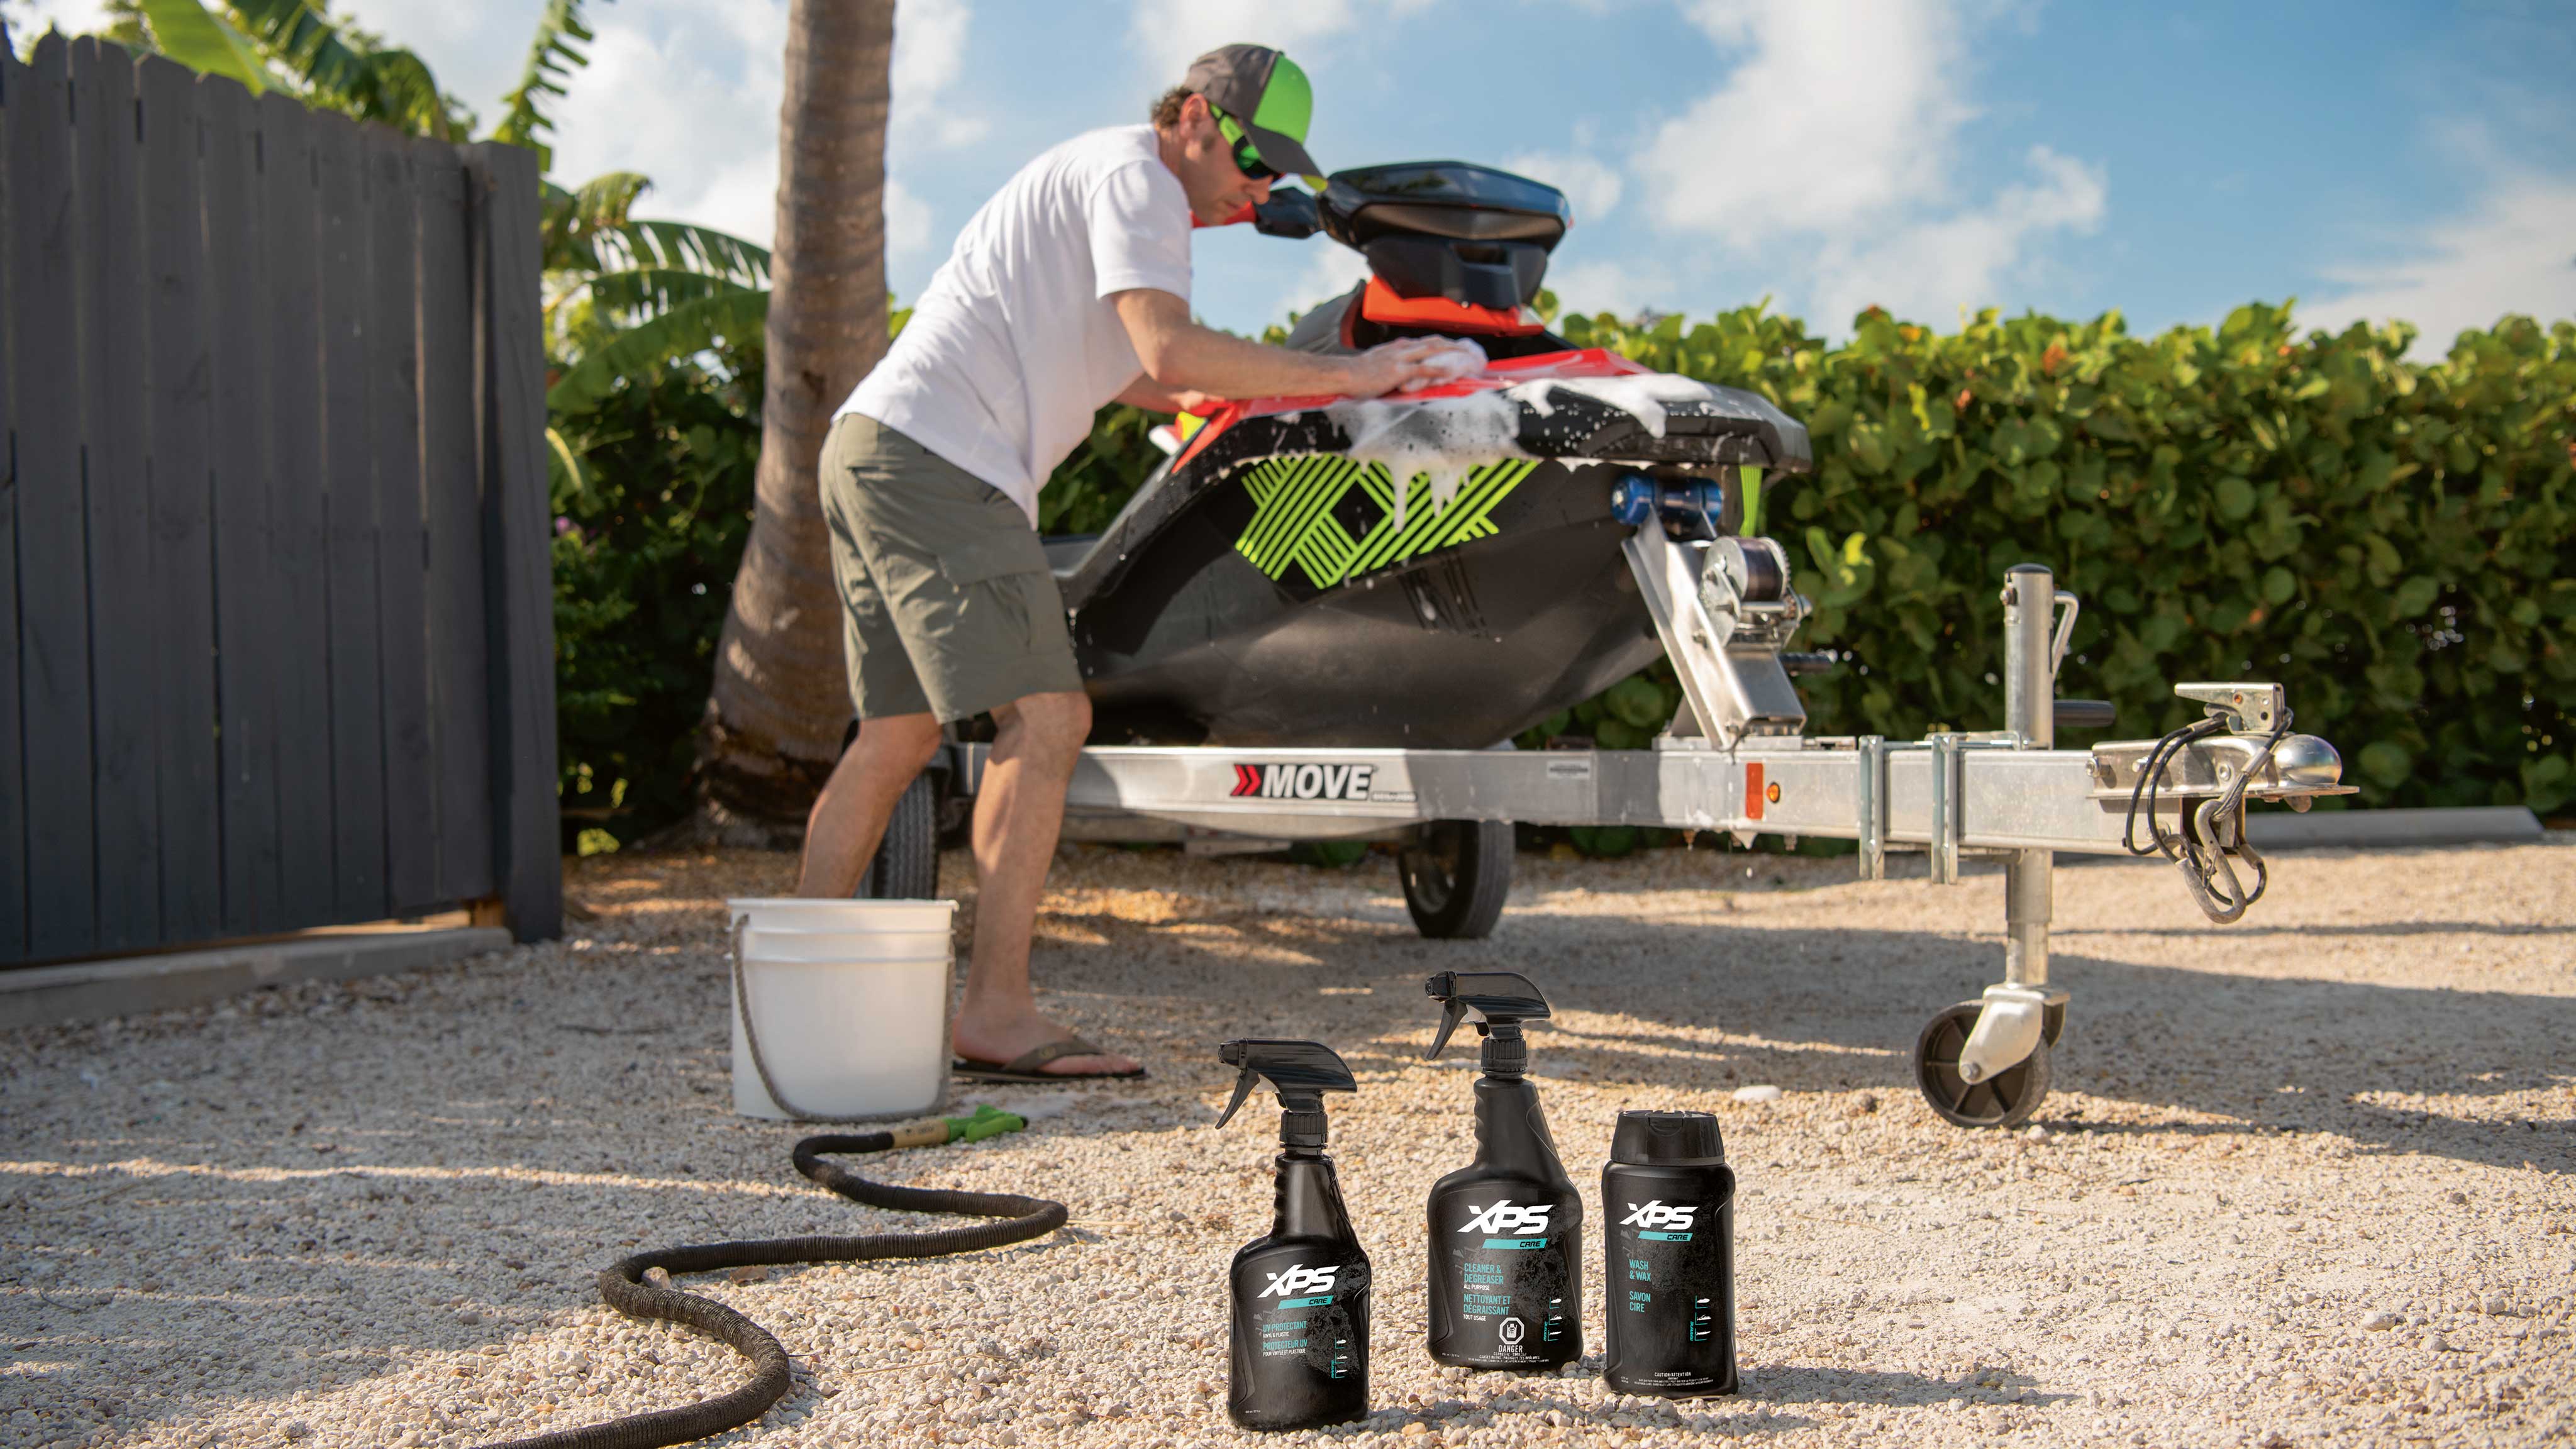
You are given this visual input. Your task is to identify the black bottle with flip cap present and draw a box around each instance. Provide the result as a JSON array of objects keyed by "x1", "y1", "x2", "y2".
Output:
[
  {"x1": 1602, "y1": 1109, "x2": 1738, "y2": 1397},
  {"x1": 1422, "y1": 972, "x2": 1583, "y2": 1370},
  {"x1": 1216, "y1": 1039, "x2": 1371, "y2": 1431}
]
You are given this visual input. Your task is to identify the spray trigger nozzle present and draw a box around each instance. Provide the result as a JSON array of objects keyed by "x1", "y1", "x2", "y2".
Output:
[
  {"x1": 1215, "y1": 1061, "x2": 1262, "y2": 1130},
  {"x1": 1425, "y1": 994, "x2": 1472, "y2": 1061},
  {"x1": 1422, "y1": 972, "x2": 1552, "y2": 1062},
  {"x1": 1214, "y1": 1040, "x2": 1358, "y2": 1141}
]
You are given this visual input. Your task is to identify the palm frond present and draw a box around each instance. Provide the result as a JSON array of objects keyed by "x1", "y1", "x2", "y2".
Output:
[
  {"x1": 228, "y1": 0, "x2": 456, "y2": 138},
  {"x1": 545, "y1": 424, "x2": 590, "y2": 498},
  {"x1": 584, "y1": 267, "x2": 765, "y2": 322},
  {"x1": 547, "y1": 288, "x2": 770, "y2": 416},
  {"x1": 599, "y1": 219, "x2": 772, "y2": 287},
  {"x1": 137, "y1": 0, "x2": 275, "y2": 92},
  {"x1": 491, "y1": 0, "x2": 600, "y2": 167},
  {"x1": 541, "y1": 172, "x2": 654, "y2": 275}
]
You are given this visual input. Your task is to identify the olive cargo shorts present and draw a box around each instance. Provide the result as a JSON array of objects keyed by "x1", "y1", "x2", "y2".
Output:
[{"x1": 819, "y1": 414, "x2": 1084, "y2": 722}]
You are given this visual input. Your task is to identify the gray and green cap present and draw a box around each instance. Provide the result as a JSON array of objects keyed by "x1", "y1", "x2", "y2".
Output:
[{"x1": 1181, "y1": 43, "x2": 1322, "y2": 186}]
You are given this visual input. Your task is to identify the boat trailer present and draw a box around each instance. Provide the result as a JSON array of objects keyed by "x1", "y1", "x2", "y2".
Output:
[{"x1": 942, "y1": 515, "x2": 2353, "y2": 1128}]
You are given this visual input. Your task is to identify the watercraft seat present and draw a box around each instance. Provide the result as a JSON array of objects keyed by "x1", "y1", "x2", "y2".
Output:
[{"x1": 1320, "y1": 162, "x2": 1570, "y2": 312}]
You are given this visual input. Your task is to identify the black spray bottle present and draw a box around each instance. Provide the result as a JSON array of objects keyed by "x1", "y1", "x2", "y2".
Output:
[
  {"x1": 1215, "y1": 1039, "x2": 1371, "y2": 1431},
  {"x1": 1602, "y1": 1109, "x2": 1738, "y2": 1397},
  {"x1": 1421, "y1": 972, "x2": 1583, "y2": 1370}
]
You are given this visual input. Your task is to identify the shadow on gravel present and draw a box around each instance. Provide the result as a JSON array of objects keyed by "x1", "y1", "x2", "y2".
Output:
[
  {"x1": 7, "y1": 850, "x2": 2566, "y2": 1441},
  {"x1": 1020, "y1": 901, "x2": 2576, "y2": 1176},
  {"x1": 1753, "y1": 1362, "x2": 2072, "y2": 1408},
  {"x1": 2057, "y1": 921, "x2": 2576, "y2": 938}
]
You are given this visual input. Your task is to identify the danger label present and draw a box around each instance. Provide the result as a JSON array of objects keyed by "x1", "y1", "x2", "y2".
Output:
[{"x1": 1230, "y1": 763, "x2": 1379, "y2": 801}]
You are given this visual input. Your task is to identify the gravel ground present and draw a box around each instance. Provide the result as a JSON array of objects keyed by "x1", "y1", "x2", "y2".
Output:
[{"x1": 4, "y1": 838, "x2": 2572, "y2": 1449}]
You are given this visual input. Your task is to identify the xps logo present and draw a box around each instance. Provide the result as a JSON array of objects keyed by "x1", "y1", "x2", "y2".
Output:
[
  {"x1": 1460, "y1": 1201, "x2": 1554, "y2": 1236},
  {"x1": 1258, "y1": 1263, "x2": 1338, "y2": 1298},
  {"x1": 1621, "y1": 1200, "x2": 1697, "y2": 1231}
]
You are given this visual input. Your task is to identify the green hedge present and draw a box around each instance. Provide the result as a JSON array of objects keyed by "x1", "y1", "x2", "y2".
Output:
[
  {"x1": 552, "y1": 345, "x2": 762, "y2": 849},
  {"x1": 1530, "y1": 304, "x2": 2575, "y2": 815},
  {"x1": 556, "y1": 305, "x2": 2575, "y2": 844}
]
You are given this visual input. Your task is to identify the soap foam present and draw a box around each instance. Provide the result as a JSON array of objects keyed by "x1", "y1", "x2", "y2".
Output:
[
  {"x1": 1396, "y1": 338, "x2": 1492, "y2": 392},
  {"x1": 1324, "y1": 386, "x2": 1528, "y2": 532},
  {"x1": 1507, "y1": 372, "x2": 1754, "y2": 440},
  {"x1": 1318, "y1": 360, "x2": 1760, "y2": 533}
]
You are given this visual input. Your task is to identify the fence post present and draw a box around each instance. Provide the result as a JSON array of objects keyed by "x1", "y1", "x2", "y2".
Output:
[
  {"x1": 463, "y1": 142, "x2": 560, "y2": 943},
  {"x1": 8, "y1": 33, "x2": 97, "y2": 962},
  {"x1": 0, "y1": 29, "x2": 25, "y2": 960}
]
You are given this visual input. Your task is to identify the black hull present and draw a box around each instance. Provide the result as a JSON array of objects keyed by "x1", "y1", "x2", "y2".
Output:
[
  {"x1": 1050, "y1": 345, "x2": 1811, "y2": 751},
  {"x1": 1072, "y1": 458, "x2": 1663, "y2": 748}
]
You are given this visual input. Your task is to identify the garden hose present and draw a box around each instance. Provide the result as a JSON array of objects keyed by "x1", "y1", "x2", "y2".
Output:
[{"x1": 475, "y1": 1106, "x2": 1065, "y2": 1449}]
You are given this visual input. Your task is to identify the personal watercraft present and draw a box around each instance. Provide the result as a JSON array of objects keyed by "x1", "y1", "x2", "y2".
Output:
[{"x1": 1043, "y1": 160, "x2": 1814, "y2": 748}]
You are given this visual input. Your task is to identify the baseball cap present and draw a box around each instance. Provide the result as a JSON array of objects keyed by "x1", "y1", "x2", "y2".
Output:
[{"x1": 1180, "y1": 44, "x2": 1323, "y2": 187}]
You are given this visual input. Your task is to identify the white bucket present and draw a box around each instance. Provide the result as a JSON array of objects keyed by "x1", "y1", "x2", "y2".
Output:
[{"x1": 725, "y1": 897, "x2": 957, "y2": 1121}]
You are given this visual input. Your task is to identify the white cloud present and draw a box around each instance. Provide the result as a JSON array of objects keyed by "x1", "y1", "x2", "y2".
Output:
[
  {"x1": 1128, "y1": 0, "x2": 1440, "y2": 82},
  {"x1": 1278, "y1": 240, "x2": 1375, "y2": 323},
  {"x1": 1809, "y1": 145, "x2": 2106, "y2": 329},
  {"x1": 546, "y1": 1, "x2": 969, "y2": 262},
  {"x1": 10, "y1": 0, "x2": 108, "y2": 48},
  {"x1": 548, "y1": 1, "x2": 787, "y2": 243},
  {"x1": 1541, "y1": 257, "x2": 1680, "y2": 322},
  {"x1": 2306, "y1": 174, "x2": 2576, "y2": 356},
  {"x1": 1641, "y1": 0, "x2": 1967, "y2": 245},
  {"x1": 892, "y1": 0, "x2": 986, "y2": 152},
  {"x1": 884, "y1": 176, "x2": 935, "y2": 262},
  {"x1": 1504, "y1": 150, "x2": 1622, "y2": 226},
  {"x1": 1633, "y1": 0, "x2": 2108, "y2": 333}
]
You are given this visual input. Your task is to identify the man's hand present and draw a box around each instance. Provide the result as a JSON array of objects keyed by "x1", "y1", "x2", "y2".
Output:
[
  {"x1": 1111, "y1": 288, "x2": 1464, "y2": 402},
  {"x1": 1338, "y1": 338, "x2": 1460, "y2": 399}
]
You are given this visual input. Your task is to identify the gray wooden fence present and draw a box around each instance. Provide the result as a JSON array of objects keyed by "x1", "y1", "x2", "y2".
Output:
[{"x1": 0, "y1": 33, "x2": 558, "y2": 966}]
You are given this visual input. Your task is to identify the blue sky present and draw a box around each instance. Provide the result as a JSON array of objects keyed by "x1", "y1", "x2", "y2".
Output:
[{"x1": 17, "y1": 0, "x2": 2575, "y2": 350}]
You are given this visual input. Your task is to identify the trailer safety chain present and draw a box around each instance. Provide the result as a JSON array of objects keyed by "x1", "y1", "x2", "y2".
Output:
[
  {"x1": 2121, "y1": 709, "x2": 2295, "y2": 924},
  {"x1": 474, "y1": 1116, "x2": 1065, "y2": 1449}
]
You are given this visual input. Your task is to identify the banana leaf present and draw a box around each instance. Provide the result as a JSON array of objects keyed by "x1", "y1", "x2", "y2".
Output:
[
  {"x1": 547, "y1": 287, "x2": 770, "y2": 415},
  {"x1": 136, "y1": 0, "x2": 275, "y2": 92}
]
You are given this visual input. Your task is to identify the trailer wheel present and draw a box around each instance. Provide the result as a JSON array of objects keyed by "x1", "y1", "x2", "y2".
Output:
[
  {"x1": 1399, "y1": 819, "x2": 1514, "y2": 939},
  {"x1": 1913, "y1": 1001, "x2": 2050, "y2": 1128},
  {"x1": 855, "y1": 773, "x2": 941, "y2": 901}
]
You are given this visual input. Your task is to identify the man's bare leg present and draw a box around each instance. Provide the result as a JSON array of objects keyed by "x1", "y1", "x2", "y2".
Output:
[
  {"x1": 795, "y1": 713, "x2": 943, "y2": 897},
  {"x1": 950, "y1": 689, "x2": 1139, "y2": 1076}
]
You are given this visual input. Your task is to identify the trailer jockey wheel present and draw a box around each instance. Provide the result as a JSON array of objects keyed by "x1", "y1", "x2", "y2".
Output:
[
  {"x1": 1913, "y1": 1000, "x2": 2051, "y2": 1128},
  {"x1": 854, "y1": 773, "x2": 940, "y2": 901},
  {"x1": 1399, "y1": 819, "x2": 1515, "y2": 939}
]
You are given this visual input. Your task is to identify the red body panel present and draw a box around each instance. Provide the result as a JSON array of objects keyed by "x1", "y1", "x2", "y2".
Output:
[
  {"x1": 1169, "y1": 347, "x2": 1652, "y2": 471},
  {"x1": 1357, "y1": 275, "x2": 1546, "y2": 336}
]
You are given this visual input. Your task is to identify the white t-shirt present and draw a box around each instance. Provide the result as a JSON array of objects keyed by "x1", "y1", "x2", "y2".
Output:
[{"x1": 837, "y1": 125, "x2": 1193, "y2": 523}]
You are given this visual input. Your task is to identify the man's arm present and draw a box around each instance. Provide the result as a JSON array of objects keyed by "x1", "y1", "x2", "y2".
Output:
[
  {"x1": 1113, "y1": 377, "x2": 1219, "y2": 414},
  {"x1": 1111, "y1": 289, "x2": 1449, "y2": 402}
]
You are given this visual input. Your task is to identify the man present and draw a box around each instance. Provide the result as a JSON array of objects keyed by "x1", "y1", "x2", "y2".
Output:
[{"x1": 797, "y1": 45, "x2": 1450, "y2": 1080}]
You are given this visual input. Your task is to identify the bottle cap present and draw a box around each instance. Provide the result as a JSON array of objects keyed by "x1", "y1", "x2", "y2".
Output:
[{"x1": 1609, "y1": 1109, "x2": 1725, "y2": 1166}]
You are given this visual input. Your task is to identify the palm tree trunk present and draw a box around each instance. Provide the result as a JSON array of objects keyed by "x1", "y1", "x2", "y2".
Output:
[{"x1": 697, "y1": 0, "x2": 896, "y2": 834}]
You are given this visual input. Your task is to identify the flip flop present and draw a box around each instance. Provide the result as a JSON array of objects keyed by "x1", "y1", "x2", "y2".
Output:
[{"x1": 952, "y1": 1035, "x2": 1148, "y2": 1084}]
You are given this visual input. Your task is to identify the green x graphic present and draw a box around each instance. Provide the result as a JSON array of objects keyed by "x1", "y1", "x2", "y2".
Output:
[{"x1": 1233, "y1": 456, "x2": 1540, "y2": 589}]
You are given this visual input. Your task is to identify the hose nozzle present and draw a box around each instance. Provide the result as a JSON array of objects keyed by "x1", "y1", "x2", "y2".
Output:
[{"x1": 887, "y1": 1104, "x2": 1028, "y2": 1150}]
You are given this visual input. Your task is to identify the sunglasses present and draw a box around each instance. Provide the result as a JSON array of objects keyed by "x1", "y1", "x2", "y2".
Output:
[{"x1": 1209, "y1": 108, "x2": 1278, "y2": 182}]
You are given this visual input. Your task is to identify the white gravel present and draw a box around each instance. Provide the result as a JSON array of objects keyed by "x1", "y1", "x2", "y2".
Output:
[{"x1": 4, "y1": 838, "x2": 2572, "y2": 1448}]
